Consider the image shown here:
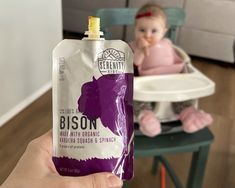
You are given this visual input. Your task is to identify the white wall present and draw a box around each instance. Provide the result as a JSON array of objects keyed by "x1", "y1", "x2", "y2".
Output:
[{"x1": 0, "y1": 0, "x2": 62, "y2": 126}]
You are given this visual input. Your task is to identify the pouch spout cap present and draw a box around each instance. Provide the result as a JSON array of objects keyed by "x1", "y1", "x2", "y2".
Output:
[{"x1": 84, "y1": 16, "x2": 104, "y2": 39}]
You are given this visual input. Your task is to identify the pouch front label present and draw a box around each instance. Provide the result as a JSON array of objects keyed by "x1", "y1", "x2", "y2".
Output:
[
  {"x1": 53, "y1": 40, "x2": 133, "y2": 179},
  {"x1": 57, "y1": 109, "x2": 124, "y2": 160}
]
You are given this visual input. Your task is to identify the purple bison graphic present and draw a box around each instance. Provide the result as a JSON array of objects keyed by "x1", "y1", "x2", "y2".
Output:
[{"x1": 77, "y1": 74, "x2": 133, "y2": 136}]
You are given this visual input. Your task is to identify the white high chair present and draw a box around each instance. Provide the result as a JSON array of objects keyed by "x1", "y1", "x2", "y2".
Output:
[
  {"x1": 96, "y1": 7, "x2": 215, "y2": 133},
  {"x1": 134, "y1": 45, "x2": 215, "y2": 133}
]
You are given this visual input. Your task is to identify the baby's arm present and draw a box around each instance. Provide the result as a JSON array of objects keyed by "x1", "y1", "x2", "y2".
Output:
[
  {"x1": 166, "y1": 39, "x2": 183, "y2": 64},
  {"x1": 129, "y1": 41, "x2": 145, "y2": 66},
  {"x1": 134, "y1": 48, "x2": 145, "y2": 66}
]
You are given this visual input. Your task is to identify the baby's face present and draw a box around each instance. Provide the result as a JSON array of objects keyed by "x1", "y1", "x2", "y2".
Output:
[{"x1": 135, "y1": 16, "x2": 167, "y2": 45}]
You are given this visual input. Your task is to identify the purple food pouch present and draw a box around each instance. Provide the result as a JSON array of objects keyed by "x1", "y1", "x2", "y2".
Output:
[{"x1": 52, "y1": 17, "x2": 134, "y2": 180}]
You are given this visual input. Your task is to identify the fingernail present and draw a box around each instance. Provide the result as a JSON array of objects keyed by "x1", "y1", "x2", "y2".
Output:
[{"x1": 107, "y1": 175, "x2": 123, "y2": 188}]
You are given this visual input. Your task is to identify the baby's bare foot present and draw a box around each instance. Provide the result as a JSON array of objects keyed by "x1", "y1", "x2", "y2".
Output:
[{"x1": 139, "y1": 110, "x2": 161, "y2": 137}]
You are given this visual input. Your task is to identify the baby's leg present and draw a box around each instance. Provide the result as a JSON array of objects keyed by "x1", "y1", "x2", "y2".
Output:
[
  {"x1": 179, "y1": 106, "x2": 213, "y2": 133},
  {"x1": 177, "y1": 105, "x2": 213, "y2": 133},
  {"x1": 134, "y1": 101, "x2": 161, "y2": 137}
]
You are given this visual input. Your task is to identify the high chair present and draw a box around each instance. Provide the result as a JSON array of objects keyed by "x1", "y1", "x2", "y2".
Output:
[{"x1": 96, "y1": 8, "x2": 214, "y2": 188}]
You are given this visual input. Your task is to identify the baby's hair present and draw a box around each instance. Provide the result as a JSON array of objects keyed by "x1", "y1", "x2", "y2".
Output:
[{"x1": 135, "y1": 3, "x2": 167, "y2": 26}]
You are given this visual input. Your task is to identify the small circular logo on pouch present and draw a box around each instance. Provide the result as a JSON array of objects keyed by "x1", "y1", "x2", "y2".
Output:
[{"x1": 97, "y1": 48, "x2": 126, "y2": 75}]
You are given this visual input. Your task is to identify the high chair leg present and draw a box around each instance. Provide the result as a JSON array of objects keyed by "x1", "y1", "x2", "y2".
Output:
[
  {"x1": 160, "y1": 164, "x2": 166, "y2": 188},
  {"x1": 157, "y1": 156, "x2": 184, "y2": 188},
  {"x1": 151, "y1": 156, "x2": 160, "y2": 175}
]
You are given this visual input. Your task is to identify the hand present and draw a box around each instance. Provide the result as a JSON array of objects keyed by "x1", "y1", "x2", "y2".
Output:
[
  {"x1": 136, "y1": 37, "x2": 150, "y2": 56},
  {"x1": 1, "y1": 131, "x2": 123, "y2": 188}
]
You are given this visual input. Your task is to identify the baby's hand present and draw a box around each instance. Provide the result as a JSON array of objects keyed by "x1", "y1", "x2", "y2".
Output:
[
  {"x1": 137, "y1": 37, "x2": 150, "y2": 48},
  {"x1": 136, "y1": 37, "x2": 150, "y2": 56}
]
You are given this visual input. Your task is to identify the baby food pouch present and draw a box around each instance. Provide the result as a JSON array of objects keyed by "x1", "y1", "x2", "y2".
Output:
[{"x1": 52, "y1": 17, "x2": 134, "y2": 180}]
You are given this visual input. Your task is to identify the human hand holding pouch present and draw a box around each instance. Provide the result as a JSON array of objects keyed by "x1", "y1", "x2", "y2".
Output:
[{"x1": 52, "y1": 17, "x2": 134, "y2": 180}]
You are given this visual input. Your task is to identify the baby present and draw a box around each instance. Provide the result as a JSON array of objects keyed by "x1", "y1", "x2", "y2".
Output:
[{"x1": 130, "y1": 3, "x2": 213, "y2": 137}]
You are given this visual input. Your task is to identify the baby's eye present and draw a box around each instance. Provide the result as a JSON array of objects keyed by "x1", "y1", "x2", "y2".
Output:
[
  {"x1": 152, "y1": 29, "x2": 158, "y2": 33},
  {"x1": 139, "y1": 28, "x2": 145, "y2": 32}
]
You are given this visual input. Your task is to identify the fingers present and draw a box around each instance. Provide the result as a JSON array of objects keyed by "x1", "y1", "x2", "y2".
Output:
[
  {"x1": 60, "y1": 173, "x2": 123, "y2": 188},
  {"x1": 24, "y1": 130, "x2": 57, "y2": 174},
  {"x1": 137, "y1": 37, "x2": 150, "y2": 49}
]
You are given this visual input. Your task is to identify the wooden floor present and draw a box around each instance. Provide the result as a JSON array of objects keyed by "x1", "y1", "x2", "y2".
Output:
[{"x1": 1, "y1": 57, "x2": 235, "y2": 188}]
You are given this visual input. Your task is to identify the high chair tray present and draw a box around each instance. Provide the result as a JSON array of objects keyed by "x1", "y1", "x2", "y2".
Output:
[{"x1": 134, "y1": 64, "x2": 215, "y2": 102}]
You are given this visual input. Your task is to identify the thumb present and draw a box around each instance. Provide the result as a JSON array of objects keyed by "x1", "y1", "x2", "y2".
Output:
[{"x1": 61, "y1": 172, "x2": 123, "y2": 188}]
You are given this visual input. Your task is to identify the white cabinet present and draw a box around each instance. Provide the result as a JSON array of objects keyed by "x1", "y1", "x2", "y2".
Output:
[{"x1": 178, "y1": 0, "x2": 235, "y2": 63}]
